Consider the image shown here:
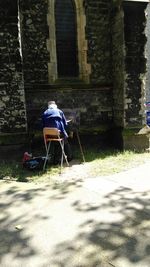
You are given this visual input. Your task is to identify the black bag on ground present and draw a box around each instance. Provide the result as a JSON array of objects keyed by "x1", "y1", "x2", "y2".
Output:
[{"x1": 23, "y1": 157, "x2": 46, "y2": 170}]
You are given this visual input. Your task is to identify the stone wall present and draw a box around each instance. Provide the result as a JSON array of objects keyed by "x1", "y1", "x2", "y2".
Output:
[
  {"x1": 123, "y1": 1, "x2": 147, "y2": 128},
  {"x1": 25, "y1": 85, "x2": 113, "y2": 134},
  {"x1": 1, "y1": 0, "x2": 149, "y2": 150},
  {"x1": 22, "y1": 0, "x2": 114, "y2": 136},
  {"x1": 20, "y1": 0, "x2": 113, "y2": 86},
  {"x1": 145, "y1": 4, "x2": 150, "y2": 102},
  {"x1": 85, "y1": 0, "x2": 112, "y2": 84},
  {"x1": 20, "y1": 0, "x2": 49, "y2": 85},
  {"x1": 0, "y1": 0, "x2": 27, "y2": 134},
  {"x1": 111, "y1": 2, "x2": 124, "y2": 127},
  {"x1": 0, "y1": 0, "x2": 114, "y2": 146}
]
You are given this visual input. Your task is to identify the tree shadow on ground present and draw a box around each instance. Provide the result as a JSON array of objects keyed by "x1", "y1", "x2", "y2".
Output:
[
  {"x1": 50, "y1": 177, "x2": 83, "y2": 200},
  {"x1": 51, "y1": 187, "x2": 150, "y2": 267},
  {"x1": 0, "y1": 184, "x2": 48, "y2": 262},
  {"x1": 0, "y1": 176, "x2": 86, "y2": 266}
]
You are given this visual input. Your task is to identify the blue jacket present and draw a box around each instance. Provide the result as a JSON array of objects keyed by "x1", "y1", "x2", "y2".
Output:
[{"x1": 42, "y1": 108, "x2": 68, "y2": 138}]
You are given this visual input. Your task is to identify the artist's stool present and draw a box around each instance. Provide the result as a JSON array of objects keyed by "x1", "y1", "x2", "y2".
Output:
[{"x1": 43, "y1": 127, "x2": 69, "y2": 173}]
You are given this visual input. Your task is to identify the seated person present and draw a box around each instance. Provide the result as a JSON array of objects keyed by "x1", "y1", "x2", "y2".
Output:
[
  {"x1": 42, "y1": 101, "x2": 72, "y2": 163},
  {"x1": 42, "y1": 101, "x2": 68, "y2": 138}
]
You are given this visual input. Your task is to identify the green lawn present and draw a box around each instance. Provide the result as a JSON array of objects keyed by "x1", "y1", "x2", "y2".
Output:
[
  {"x1": 1, "y1": 148, "x2": 150, "y2": 182},
  {"x1": 84, "y1": 149, "x2": 150, "y2": 177}
]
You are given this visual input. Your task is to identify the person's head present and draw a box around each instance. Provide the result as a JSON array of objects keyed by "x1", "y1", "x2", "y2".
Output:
[{"x1": 48, "y1": 101, "x2": 57, "y2": 109}]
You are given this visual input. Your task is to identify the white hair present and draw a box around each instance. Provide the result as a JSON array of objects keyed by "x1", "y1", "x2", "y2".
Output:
[{"x1": 48, "y1": 103, "x2": 57, "y2": 109}]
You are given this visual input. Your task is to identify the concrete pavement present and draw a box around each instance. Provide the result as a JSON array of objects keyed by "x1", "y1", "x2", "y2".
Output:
[{"x1": 0, "y1": 163, "x2": 150, "y2": 267}]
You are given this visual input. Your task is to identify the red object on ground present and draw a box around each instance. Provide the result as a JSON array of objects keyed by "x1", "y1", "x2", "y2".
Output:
[{"x1": 23, "y1": 152, "x2": 32, "y2": 163}]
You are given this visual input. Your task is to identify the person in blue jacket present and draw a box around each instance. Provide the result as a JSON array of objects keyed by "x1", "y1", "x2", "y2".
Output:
[
  {"x1": 42, "y1": 101, "x2": 68, "y2": 138},
  {"x1": 42, "y1": 101, "x2": 72, "y2": 163}
]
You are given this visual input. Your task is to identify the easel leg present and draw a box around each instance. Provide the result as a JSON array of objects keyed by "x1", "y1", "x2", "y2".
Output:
[{"x1": 76, "y1": 130, "x2": 85, "y2": 163}]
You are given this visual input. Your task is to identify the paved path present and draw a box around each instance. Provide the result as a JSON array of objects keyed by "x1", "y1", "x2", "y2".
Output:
[{"x1": 0, "y1": 163, "x2": 150, "y2": 267}]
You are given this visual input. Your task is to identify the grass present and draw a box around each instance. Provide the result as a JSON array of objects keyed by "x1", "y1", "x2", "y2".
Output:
[
  {"x1": 0, "y1": 161, "x2": 60, "y2": 183},
  {"x1": 0, "y1": 147, "x2": 150, "y2": 182},
  {"x1": 84, "y1": 149, "x2": 150, "y2": 177}
]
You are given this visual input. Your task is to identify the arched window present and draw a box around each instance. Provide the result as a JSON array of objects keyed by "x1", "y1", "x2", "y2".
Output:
[
  {"x1": 55, "y1": 0, "x2": 78, "y2": 77},
  {"x1": 48, "y1": 0, "x2": 91, "y2": 83}
]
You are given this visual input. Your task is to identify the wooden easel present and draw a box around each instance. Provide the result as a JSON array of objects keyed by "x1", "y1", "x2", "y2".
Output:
[{"x1": 75, "y1": 129, "x2": 85, "y2": 162}]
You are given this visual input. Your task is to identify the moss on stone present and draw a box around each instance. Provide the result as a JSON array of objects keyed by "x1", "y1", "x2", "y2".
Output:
[
  {"x1": 0, "y1": 133, "x2": 29, "y2": 145},
  {"x1": 122, "y1": 127, "x2": 141, "y2": 136},
  {"x1": 79, "y1": 125, "x2": 110, "y2": 134}
]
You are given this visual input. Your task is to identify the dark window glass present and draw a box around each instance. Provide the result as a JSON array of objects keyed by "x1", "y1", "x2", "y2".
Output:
[{"x1": 55, "y1": 0, "x2": 79, "y2": 77}]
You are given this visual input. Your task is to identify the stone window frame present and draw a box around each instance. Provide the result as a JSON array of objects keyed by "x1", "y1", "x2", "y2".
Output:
[{"x1": 47, "y1": 0, "x2": 91, "y2": 83}]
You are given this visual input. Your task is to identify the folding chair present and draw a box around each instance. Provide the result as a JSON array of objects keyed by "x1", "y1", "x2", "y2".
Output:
[{"x1": 43, "y1": 127, "x2": 69, "y2": 172}]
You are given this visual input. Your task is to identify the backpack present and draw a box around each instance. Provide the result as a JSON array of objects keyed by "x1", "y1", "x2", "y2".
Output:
[{"x1": 23, "y1": 157, "x2": 46, "y2": 171}]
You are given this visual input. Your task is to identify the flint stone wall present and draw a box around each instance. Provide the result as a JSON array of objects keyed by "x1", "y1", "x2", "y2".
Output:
[
  {"x1": 85, "y1": 0, "x2": 112, "y2": 84},
  {"x1": 20, "y1": 0, "x2": 112, "y2": 85},
  {"x1": 0, "y1": 0, "x2": 149, "y2": 151},
  {"x1": 145, "y1": 4, "x2": 150, "y2": 102},
  {"x1": 21, "y1": 0, "x2": 113, "y2": 131},
  {"x1": 25, "y1": 85, "x2": 113, "y2": 133},
  {"x1": 111, "y1": 4, "x2": 124, "y2": 127},
  {"x1": 20, "y1": 0, "x2": 49, "y2": 84},
  {"x1": 123, "y1": 1, "x2": 147, "y2": 128},
  {"x1": 0, "y1": 0, "x2": 27, "y2": 133}
]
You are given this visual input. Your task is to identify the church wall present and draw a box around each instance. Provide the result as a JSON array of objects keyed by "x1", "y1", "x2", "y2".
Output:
[
  {"x1": 122, "y1": 1, "x2": 149, "y2": 150},
  {"x1": 23, "y1": 0, "x2": 114, "y2": 135},
  {"x1": 0, "y1": 0, "x2": 27, "y2": 137},
  {"x1": 123, "y1": 1, "x2": 147, "y2": 128},
  {"x1": 25, "y1": 85, "x2": 113, "y2": 134},
  {"x1": 1, "y1": 0, "x2": 149, "y2": 150},
  {"x1": 145, "y1": 4, "x2": 150, "y2": 102},
  {"x1": 85, "y1": 0, "x2": 112, "y2": 84},
  {"x1": 20, "y1": 0, "x2": 49, "y2": 84},
  {"x1": 111, "y1": 2, "x2": 125, "y2": 127}
]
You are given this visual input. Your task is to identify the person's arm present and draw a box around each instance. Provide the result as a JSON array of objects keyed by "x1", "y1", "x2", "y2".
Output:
[
  {"x1": 42, "y1": 113, "x2": 45, "y2": 128},
  {"x1": 59, "y1": 110, "x2": 68, "y2": 129},
  {"x1": 62, "y1": 113, "x2": 68, "y2": 128}
]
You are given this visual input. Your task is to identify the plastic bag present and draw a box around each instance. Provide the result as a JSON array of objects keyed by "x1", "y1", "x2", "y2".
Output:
[{"x1": 23, "y1": 156, "x2": 46, "y2": 171}]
